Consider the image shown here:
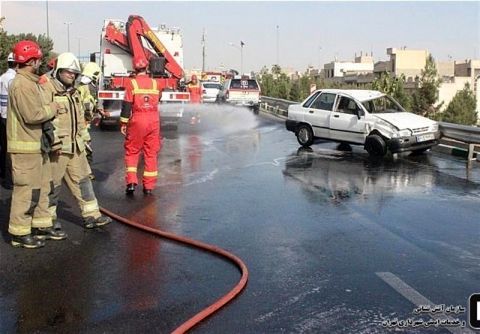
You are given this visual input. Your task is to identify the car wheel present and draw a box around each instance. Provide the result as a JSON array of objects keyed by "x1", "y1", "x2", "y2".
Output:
[
  {"x1": 365, "y1": 134, "x2": 387, "y2": 157},
  {"x1": 296, "y1": 124, "x2": 314, "y2": 147}
]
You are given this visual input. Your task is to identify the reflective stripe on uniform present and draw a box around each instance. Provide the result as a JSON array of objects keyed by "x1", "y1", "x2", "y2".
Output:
[
  {"x1": 126, "y1": 166, "x2": 137, "y2": 173},
  {"x1": 8, "y1": 140, "x2": 41, "y2": 152},
  {"x1": 143, "y1": 170, "x2": 158, "y2": 177},
  {"x1": 82, "y1": 200, "x2": 99, "y2": 216},
  {"x1": 8, "y1": 225, "x2": 31, "y2": 236},
  {"x1": 54, "y1": 96, "x2": 69, "y2": 103},
  {"x1": 131, "y1": 79, "x2": 159, "y2": 95},
  {"x1": 32, "y1": 216, "x2": 53, "y2": 228},
  {"x1": 120, "y1": 117, "x2": 130, "y2": 123},
  {"x1": 132, "y1": 88, "x2": 158, "y2": 95}
]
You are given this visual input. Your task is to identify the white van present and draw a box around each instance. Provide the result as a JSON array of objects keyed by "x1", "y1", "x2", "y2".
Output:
[{"x1": 286, "y1": 89, "x2": 440, "y2": 157}]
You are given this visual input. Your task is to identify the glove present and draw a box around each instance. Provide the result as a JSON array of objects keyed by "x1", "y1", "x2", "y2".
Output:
[{"x1": 40, "y1": 121, "x2": 56, "y2": 153}]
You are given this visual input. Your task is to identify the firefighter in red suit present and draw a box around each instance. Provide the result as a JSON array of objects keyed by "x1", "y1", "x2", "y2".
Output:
[
  {"x1": 120, "y1": 62, "x2": 161, "y2": 196},
  {"x1": 187, "y1": 74, "x2": 202, "y2": 104}
]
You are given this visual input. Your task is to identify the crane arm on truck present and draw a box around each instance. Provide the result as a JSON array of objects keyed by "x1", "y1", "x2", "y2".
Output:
[
  {"x1": 104, "y1": 15, "x2": 184, "y2": 80},
  {"x1": 126, "y1": 15, "x2": 184, "y2": 79}
]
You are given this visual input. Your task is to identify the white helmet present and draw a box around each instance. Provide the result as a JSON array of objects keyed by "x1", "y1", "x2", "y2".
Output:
[
  {"x1": 54, "y1": 52, "x2": 81, "y2": 76},
  {"x1": 7, "y1": 53, "x2": 14, "y2": 62}
]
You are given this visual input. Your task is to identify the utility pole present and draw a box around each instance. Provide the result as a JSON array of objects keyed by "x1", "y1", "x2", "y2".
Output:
[
  {"x1": 46, "y1": 0, "x2": 49, "y2": 39},
  {"x1": 64, "y1": 22, "x2": 72, "y2": 52},
  {"x1": 202, "y1": 28, "x2": 206, "y2": 73},
  {"x1": 240, "y1": 41, "x2": 244, "y2": 75},
  {"x1": 276, "y1": 25, "x2": 279, "y2": 66}
]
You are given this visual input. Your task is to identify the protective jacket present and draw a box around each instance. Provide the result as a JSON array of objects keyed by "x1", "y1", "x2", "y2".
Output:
[
  {"x1": 40, "y1": 75, "x2": 90, "y2": 154},
  {"x1": 187, "y1": 82, "x2": 202, "y2": 104},
  {"x1": 7, "y1": 69, "x2": 57, "y2": 153},
  {"x1": 78, "y1": 83, "x2": 97, "y2": 122},
  {"x1": 121, "y1": 75, "x2": 161, "y2": 190}
]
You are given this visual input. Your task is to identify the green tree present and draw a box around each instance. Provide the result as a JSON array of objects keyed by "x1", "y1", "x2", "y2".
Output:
[
  {"x1": 440, "y1": 83, "x2": 478, "y2": 125},
  {"x1": 0, "y1": 31, "x2": 54, "y2": 74},
  {"x1": 411, "y1": 55, "x2": 442, "y2": 118},
  {"x1": 289, "y1": 80, "x2": 301, "y2": 101},
  {"x1": 372, "y1": 72, "x2": 411, "y2": 110}
]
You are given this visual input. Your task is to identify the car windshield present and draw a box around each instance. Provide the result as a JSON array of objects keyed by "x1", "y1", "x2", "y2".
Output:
[
  {"x1": 230, "y1": 79, "x2": 259, "y2": 90},
  {"x1": 203, "y1": 83, "x2": 222, "y2": 89},
  {"x1": 361, "y1": 95, "x2": 405, "y2": 114}
]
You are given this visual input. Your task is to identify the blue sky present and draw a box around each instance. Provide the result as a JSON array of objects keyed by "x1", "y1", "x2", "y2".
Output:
[{"x1": 2, "y1": 1, "x2": 479, "y2": 72}]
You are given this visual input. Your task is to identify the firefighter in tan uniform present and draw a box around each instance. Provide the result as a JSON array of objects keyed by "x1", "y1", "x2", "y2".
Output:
[
  {"x1": 40, "y1": 52, "x2": 112, "y2": 229},
  {"x1": 7, "y1": 40, "x2": 67, "y2": 248},
  {"x1": 77, "y1": 62, "x2": 101, "y2": 167}
]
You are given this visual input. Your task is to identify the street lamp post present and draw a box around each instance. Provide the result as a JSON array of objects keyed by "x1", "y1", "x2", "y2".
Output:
[
  {"x1": 46, "y1": 0, "x2": 49, "y2": 39},
  {"x1": 64, "y1": 22, "x2": 72, "y2": 52},
  {"x1": 77, "y1": 37, "x2": 81, "y2": 59},
  {"x1": 229, "y1": 42, "x2": 244, "y2": 75}
]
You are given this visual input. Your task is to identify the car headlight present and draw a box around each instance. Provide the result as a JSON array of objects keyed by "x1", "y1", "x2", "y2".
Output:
[
  {"x1": 397, "y1": 129, "x2": 412, "y2": 137},
  {"x1": 430, "y1": 123, "x2": 439, "y2": 132}
]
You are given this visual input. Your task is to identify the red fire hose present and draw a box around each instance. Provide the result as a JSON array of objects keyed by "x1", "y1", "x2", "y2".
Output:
[{"x1": 99, "y1": 206, "x2": 249, "y2": 334}]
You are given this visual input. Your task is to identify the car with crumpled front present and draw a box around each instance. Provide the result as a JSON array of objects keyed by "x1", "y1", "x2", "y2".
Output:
[{"x1": 285, "y1": 89, "x2": 440, "y2": 157}]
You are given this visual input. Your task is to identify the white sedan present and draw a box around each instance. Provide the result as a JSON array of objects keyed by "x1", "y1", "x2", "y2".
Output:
[{"x1": 286, "y1": 89, "x2": 440, "y2": 157}]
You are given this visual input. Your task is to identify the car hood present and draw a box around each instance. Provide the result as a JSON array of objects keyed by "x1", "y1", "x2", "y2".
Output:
[{"x1": 374, "y1": 112, "x2": 435, "y2": 130}]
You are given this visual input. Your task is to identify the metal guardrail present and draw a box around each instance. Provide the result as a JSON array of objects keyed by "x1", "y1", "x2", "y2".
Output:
[{"x1": 260, "y1": 95, "x2": 480, "y2": 165}]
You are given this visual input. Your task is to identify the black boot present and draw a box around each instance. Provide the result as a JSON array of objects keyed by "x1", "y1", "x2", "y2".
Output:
[
  {"x1": 84, "y1": 215, "x2": 112, "y2": 229},
  {"x1": 33, "y1": 227, "x2": 67, "y2": 241},
  {"x1": 143, "y1": 188, "x2": 153, "y2": 196},
  {"x1": 11, "y1": 234, "x2": 45, "y2": 249},
  {"x1": 95, "y1": 215, "x2": 112, "y2": 227},
  {"x1": 126, "y1": 183, "x2": 136, "y2": 195}
]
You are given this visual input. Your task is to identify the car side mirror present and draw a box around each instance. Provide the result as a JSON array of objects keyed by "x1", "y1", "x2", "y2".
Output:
[{"x1": 356, "y1": 109, "x2": 364, "y2": 120}]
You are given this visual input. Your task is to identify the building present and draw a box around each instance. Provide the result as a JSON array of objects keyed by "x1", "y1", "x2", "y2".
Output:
[
  {"x1": 386, "y1": 48, "x2": 429, "y2": 81},
  {"x1": 324, "y1": 53, "x2": 374, "y2": 79}
]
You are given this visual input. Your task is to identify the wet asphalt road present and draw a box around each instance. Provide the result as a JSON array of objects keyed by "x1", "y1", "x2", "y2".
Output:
[{"x1": 1, "y1": 105, "x2": 480, "y2": 333}]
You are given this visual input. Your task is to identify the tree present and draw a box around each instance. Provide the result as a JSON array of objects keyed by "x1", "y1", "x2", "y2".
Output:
[
  {"x1": 0, "y1": 31, "x2": 55, "y2": 74},
  {"x1": 411, "y1": 55, "x2": 442, "y2": 118},
  {"x1": 440, "y1": 83, "x2": 478, "y2": 125},
  {"x1": 372, "y1": 72, "x2": 411, "y2": 110}
]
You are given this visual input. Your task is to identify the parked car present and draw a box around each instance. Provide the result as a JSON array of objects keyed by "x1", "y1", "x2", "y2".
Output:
[
  {"x1": 286, "y1": 89, "x2": 440, "y2": 157},
  {"x1": 201, "y1": 81, "x2": 222, "y2": 103},
  {"x1": 217, "y1": 77, "x2": 260, "y2": 113}
]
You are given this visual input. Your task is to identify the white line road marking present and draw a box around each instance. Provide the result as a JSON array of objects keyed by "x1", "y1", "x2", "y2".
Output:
[
  {"x1": 376, "y1": 272, "x2": 474, "y2": 334},
  {"x1": 477, "y1": 301, "x2": 480, "y2": 321}
]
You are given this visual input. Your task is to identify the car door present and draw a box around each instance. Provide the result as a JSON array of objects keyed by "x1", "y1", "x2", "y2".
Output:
[
  {"x1": 329, "y1": 95, "x2": 366, "y2": 144},
  {"x1": 304, "y1": 92, "x2": 337, "y2": 139}
]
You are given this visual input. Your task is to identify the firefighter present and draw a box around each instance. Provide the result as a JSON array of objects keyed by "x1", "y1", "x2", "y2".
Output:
[
  {"x1": 7, "y1": 40, "x2": 66, "y2": 248},
  {"x1": 40, "y1": 52, "x2": 112, "y2": 229},
  {"x1": 186, "y1": 74, "x2": 202, "y2": 124},
  {"x1": 187, "y1": 74, "x2": 202, "y2": 104},
  {"x1": 0, "y1": 52, "x2": 16, "y2": 189},
  {"x1": 76, "y1": 62, "x2": 102, "y2": 178},
  {"x1": 120, "y1": 59, "x2": 161, "y2": 196}
]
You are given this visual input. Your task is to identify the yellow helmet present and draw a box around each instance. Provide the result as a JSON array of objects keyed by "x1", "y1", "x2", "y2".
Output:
[
  {"x1": 55, "y1": 52, "x2": 81, "y2": 75},
  {"x1": 82, "y1": 62, "x2": 102, "y2": 82}
]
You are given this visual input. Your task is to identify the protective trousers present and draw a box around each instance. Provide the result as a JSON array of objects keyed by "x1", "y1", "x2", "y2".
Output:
[
  {"x1": 124, "y1": 113, "x2": 161, "y2": 190},
  {"x1": 8, "y1": 153, "x2": 54, "y2": 236},
  {"x1": 50, "y1": 150, "x2": 101, "y2": 221}
]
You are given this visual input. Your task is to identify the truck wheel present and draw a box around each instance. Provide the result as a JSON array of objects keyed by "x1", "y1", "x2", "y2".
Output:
[
  {"x1": 365, "y1": 134, "x2": 387, "y2": 157},
  {"x1": 296, "y1": 124, "x2": 314, "y2": 147},
  {"x1": 253, "y1": 105, "x2": 259, "y2": 115}
]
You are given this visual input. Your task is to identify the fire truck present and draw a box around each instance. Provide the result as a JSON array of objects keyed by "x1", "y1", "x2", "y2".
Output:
[{"x1": 96, "y1": 15, "x2": 189, "y2": 129}]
